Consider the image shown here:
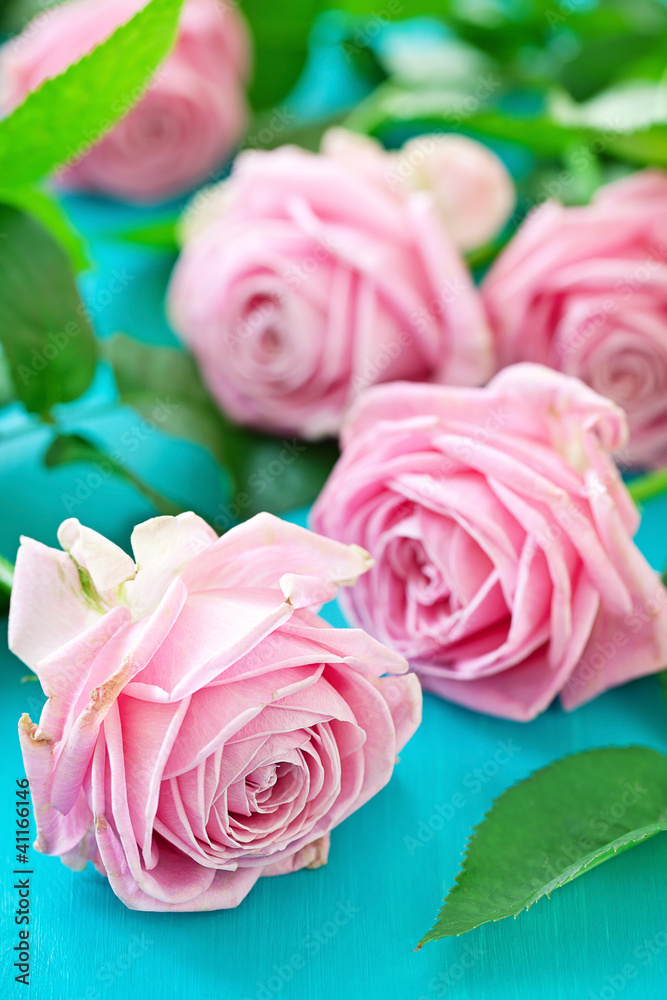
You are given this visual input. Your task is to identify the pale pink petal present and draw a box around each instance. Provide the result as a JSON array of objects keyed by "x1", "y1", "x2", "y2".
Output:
[
  {"x1": 57, "y1": 519, "x2": 136, "y2": 596},
  {"x1": 561, "y1": 582, "x2": 667, "y2": 709},
  {"x1": 18, "y1": 714, "x2": 92, "y2": 858},
  {"x1": 126, "y1": 512, "x2": 218, "y2": 618},
  {"x1": 182, "y1": 512, "x2": 373, "y2": 598},
  {"x1": 50, "y1": 579, "x2": 188, "y2": 814},
  {"x1": 261, "y1": 833, "x2": 330, "y2": 876},
  {"x1": 9, "y1": 536, "x2": 103, "y2": 669}
]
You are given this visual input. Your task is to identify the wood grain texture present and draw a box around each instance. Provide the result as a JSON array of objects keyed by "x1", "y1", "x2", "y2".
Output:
[
  {"x1": 3, "y1": 608, "x2": 667, "y2": 1000},
  {"x1": 2, "y1": 194, "x2": 667, "y2": 1000}
]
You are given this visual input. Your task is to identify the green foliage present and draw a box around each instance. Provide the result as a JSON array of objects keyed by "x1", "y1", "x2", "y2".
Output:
[
  {"x1": 106, "y1": 334, "x2": 339, "y2": 521},
  {"x1": 0, "y1": 185, "x2": 88, "y2": 271},
  {"x1": 0, "y1": 0, "x2": 186, "y2": 188},
  {"x1": 241, "y1": 0, "x2": 327, "y2": 111},
  {"x1": 0, "y1": 552, "x2": 14, "y2": 614},
  {"x1": 106, "y1": 334, "x2": 228, "y2": 467},
  {"x1": 44, "y1": 432, "x2": 186, "y2": 518},
  {"x1": 346, "y1": 78, "x2": 667, "y2": 169},
  {"x1": 115, "y1": 218, "x2": 179, "y2": 252},
  {"x1": 420, "y1": 747, "x2": 667, "y2": 944},
  {"x1": 221, "y1": 427, "x2": 339, "y2": 520},
  {"x1": 0, "y1": 203, "x2": 96, "y2": 414}
]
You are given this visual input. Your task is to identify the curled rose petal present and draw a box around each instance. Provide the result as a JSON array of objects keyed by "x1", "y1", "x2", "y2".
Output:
[
  {"x1": 168, "y1": 129, "x2": 492, "y2": 439},
  {"x1": 311, "y1": 364, "x2": 667, "y2": 721},
  {"x1": 483, "y1": 169, "x2": 667, "y2": 468},
  {"x1": 10, "y1": 512, "x2": 421, "y2": 911}
]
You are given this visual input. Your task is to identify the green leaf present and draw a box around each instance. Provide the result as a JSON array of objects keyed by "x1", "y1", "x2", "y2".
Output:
[
  {"x1": 0, "y1": 203, "x2": 96, "y2": 413},
  {"x1": 659, "y1": 670, "x2": 667, "y2": 705},
  {"x1": 221, "y1": 427, "x2": 339, "y2": 521},
  {"x1": 626, "y1": 466, "x2": 667, "y2": 505},
  {"x1": 0, "y1": 0, "x2": 186, "y2": 188},
  {"x1": 105, "y1": 333, "x2": 227, "y2": 466},
  {"x1": 550, "y1": 79, "x2": 667, "y2": 134},
  {"x1": 344, "y1": 83, "x2": 582, "y2": 155},
  {"x1": 241, "y1": 0, "x2": 326, "y2": 111},
  {"x1": 0, "y1": 185, "x2": 88, "y2": 271},
  {"x1": 346, "y1": 81, "x2": 667, "y2": 169},
  {"x1": 44, "y1": 432, "x2": 187, "y2": 518},
  {"x1": 419, "y1": 746, "x2": 667, "y2": 944},
  {"x1": 106, "y1": 333, "x2": 339, "y2": 522},
  {"x1": 242, "y1": 107, "x2": 351, "y2": 153},
  {"x1": 557, "y1": 34, "x2": 661, "y2": 103},
  {"x1": 0, "y1": 552, "x2": 14, "y2": 615},
  {"x1": 114, "y1": 217, "x2": 179, "y2": 252}
]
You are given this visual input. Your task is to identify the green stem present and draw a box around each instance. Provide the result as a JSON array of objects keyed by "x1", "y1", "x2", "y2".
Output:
[
  {"x1": 626, "y1": 468, "x2": 667, "y2": 505},
  {"x1": 0, "y1": 553, "x2": 14, "y2": 612}
]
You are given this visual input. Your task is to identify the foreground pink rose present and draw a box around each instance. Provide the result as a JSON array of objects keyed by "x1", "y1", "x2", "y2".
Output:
[
  {"x1": 311, "y1": 364, "x2": 667, "y2": 721},
  {"x1": 0, "y1": 0, "x2": 250, "y2": 202},
  {"x1": 168, "y1": 130, "x2": 492, "y2": 439},
  {"x1": 483, "y1": 170, "x2": 667, "y2": 468},
  {"x1": 10, "y1": 512, "x2": 421, "y2": 911}
]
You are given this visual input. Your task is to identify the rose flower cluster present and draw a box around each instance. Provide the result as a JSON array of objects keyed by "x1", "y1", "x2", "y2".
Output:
[{"x1": 6, "y1": 0, "x2": 667, "y2": 917}]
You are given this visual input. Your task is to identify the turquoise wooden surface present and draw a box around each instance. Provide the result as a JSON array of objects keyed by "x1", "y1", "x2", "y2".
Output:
[
  {"x1": 3, "y1": 26, "x2": 667, "y2": 991},
  {"x1": 2, "y1": 197, "x2": 667, "y2": 1000}
]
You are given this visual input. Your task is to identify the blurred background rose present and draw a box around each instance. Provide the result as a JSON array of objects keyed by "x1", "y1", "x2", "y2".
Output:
[
  {"x1": 0, "y1": 0, "x2": 251, "y2": 201},
  {"x1": 483, "y1": 171, "x2": 667, "y2": 470},
  {"x1": 168, "y1": 128, "x2": 496, "y2": 439}
]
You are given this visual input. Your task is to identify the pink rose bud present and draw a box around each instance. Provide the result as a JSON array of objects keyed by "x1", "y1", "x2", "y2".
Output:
[
  {"x1": 0, "y1": 0, "x2": 251, "y2": 202},
  {"x1": 311, "y1": 364, "x2": 667, "y2": 721},
  {"x1": 168, "y1": 131, "x2": 493, "y2": 439},
  {"x1": 483, "y1": 169, "x2": 667, "y2": 469},
  {"x1": 10, "y1": 512, "x2": 421, "y2": 910},
  {"x1": 322, "y1": 129, "x2": 516, "y2": 251}
]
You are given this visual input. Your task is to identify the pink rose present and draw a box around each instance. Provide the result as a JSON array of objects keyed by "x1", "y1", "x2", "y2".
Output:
[
  {"x1": 0, "y1": 0, "x2": 250, "y2": 202},
  {"x1": 321, "y1": 129, "x2": 515, "y2": 251},
  {"x1": 483, "y1": 170, "x2": 667, "y2": 468},
  {"x1": 168, "y1": 130, "x2": 492, "y2": 439},
  {"x1": 311, "y1": 364, "x2": 667, "y2": 721},
  {"x1": 10, "y1": 512, "x2": 421, "y2": 910}
]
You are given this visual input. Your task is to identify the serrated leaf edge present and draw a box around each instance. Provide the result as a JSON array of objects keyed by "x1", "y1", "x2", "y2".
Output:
[{"x1": 417, "y1": 745, "x2": 667, "y2": 947}]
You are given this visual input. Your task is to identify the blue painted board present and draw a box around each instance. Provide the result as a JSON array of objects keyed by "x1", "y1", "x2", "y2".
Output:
[{"x1": 3, "y1": 115, "x2": 667, "y2": 1000}]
